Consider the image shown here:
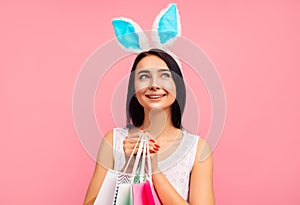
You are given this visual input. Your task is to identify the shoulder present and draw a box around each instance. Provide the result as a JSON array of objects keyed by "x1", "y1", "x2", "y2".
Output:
[
  {"x1": 102, "y1": 130, "x2": 113, "y2": 145},
  {"x1": 183, "y1": 130, "x2": 212, "y2": 162},
  {"x1": 188, "y1": 136, "x2": 213, "y2": 172},
  {"x1": 196, "y1": 138, "x2": 213, "y2": 162},
  {"x1": 102, "y1": 127, "x2": 129, "y2": 145}
]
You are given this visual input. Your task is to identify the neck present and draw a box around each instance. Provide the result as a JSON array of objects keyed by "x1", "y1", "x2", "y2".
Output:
[{"x1": 141, "y1": 108, "x2": 176, "y2": 138}]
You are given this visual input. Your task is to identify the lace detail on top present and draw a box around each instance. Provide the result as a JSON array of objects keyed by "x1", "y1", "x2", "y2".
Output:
[{"x1": 112, "y1": 127, "x2": 199, "y2": 201}]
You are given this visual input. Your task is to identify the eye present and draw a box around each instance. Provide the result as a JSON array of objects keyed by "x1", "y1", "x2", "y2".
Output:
[
  {"x1": 139, "y1": 74, "x2": 150, "y2": 80},
  {"x1": 161, "y1": 72, "x2": 171, "y2": 78}
]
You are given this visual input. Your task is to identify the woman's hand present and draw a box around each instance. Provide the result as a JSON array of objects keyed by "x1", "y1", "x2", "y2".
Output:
[
  {"x1": 122, "y1": 129, "x2": 161, "y2": 172},
  {"x1": 147, "y1": 136, "x2": 161, "y2": 174},
  {"x1": 123, "y1": 129, "x2": 141, "y2": 159}
]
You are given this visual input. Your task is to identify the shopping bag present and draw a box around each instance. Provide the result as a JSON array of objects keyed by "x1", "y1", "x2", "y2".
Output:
[
  {"x1": 113, "y1": 134, "x2": 145, "y2": 205},
  {"x1": 113, "y1": 172, "x2": 132, "y2": 205},
  {"x1": 94, "y1": 133, "x2": 140, "y2": 205},
  {"x1": 94, "y1": 132, "x2": 162, "y2": 205},
  {"x1": 132, "y1": 182, "x2": 147, "y2": 204},
  {"x1": 132, "y1": 180, "x2": 159, "y2": 205},
  {"x1": 93, "y1": 169, "x2": 118, "y2": 205},
  {"x1": 131, "y1": 136, "x2": 161, "y2": 205},
  {"x1": 144, "y1": 181, "x2": 161, "y2": 205},
  {"x1": 115, "y1": 183, "x2": 133, "y2": 205}
]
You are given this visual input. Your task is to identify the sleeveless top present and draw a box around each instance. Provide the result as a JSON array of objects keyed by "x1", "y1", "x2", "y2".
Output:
[{"x1": 112, "y1": 127, "x2": 199, "y2": 201}]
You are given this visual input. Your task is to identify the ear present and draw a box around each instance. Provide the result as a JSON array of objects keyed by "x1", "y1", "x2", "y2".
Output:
[
  {"x1": 112, "y1": 17, "x2": 149, "y2": 52},
  {"x1": 152, "y1": 3, "x2": 181, "y2": 48}
]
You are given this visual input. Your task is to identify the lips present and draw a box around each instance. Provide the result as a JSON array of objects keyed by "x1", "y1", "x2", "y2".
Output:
[{"x1": 145, "y1": 94, "x2": 167, "y2": 99}]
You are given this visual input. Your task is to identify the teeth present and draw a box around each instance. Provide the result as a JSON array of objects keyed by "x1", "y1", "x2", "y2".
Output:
[
  {"x1": 147, "y1": 95, "x2": 164, "y2": 99},
  {"x1": 149, "y1": 95, "x2": 161, "y2": 99}
]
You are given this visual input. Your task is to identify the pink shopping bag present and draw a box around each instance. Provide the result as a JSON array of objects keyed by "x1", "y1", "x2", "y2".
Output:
[
  {"x1": 144, "y1": 181, "x2": 161, "y2": 205},
  {"x1": 132, "y1": 182, "x2": 148, "y2": 205},
  {"x1": 132, "y1": 181, "x2": 161, "y2": 205}
]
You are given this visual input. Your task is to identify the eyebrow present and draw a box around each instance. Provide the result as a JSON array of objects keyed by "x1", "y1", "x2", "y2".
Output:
[
  {"x1": 137, "y1": 70, "x2": 150, "y2": 75},
  {"x1": 136, "y1": 69, "x2": 171, "y2": 75},
  {"x1": 158, "y1": 69, "x2": 171, "y2": 72}
]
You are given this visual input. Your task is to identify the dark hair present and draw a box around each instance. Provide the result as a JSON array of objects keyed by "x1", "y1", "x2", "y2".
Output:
[{"x1": 126, "y1": 49, "x2": 186, "y2": 129}]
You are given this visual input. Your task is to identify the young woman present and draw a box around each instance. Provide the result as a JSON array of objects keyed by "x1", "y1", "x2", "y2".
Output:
[{"x1": 83, "y1": 49, "x2": 215, "y2": 205}]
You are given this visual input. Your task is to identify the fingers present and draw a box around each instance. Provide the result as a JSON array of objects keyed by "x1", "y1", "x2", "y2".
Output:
[
  {"x1": 123, "y1": 129, "x2": 143, "y2": 157},
  {"x1": 123, "y1": 137, "x2": 140, "y2": 156},
  {"x1": 123, "y1": 129, "x2": 161, "y2": 157},
  {"x1": 148, "y1": 138, "x2": 160, "y2": 153}
]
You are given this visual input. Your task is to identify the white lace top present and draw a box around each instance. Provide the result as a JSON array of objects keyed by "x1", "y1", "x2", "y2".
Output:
[{"x1": 112, "y1": 127, "x2": 199, "y2": 201}]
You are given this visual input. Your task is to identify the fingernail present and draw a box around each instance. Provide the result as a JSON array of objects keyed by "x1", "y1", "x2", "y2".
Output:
[
  {"x1": 154, "y1": 144, "x2": 160, "y2": 148},
  {"x1": 153, "y1": 147, "x2": 159, "y2": 151},
  {"x1": 150, "y1": 139, "x2": 155, "y2": 143},
  {"x1": 150, "y1": 150, "x2": 155, "y2": 153}
]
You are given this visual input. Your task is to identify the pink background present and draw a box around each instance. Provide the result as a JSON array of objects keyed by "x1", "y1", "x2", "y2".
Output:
[{"x1": 1, "y1": 0, "x2": 300, "y2": 204}]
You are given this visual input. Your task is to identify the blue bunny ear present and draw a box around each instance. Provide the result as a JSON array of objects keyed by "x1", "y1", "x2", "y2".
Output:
[
  {"x1": 152, "y1": 3, "x2": 181, "y2": 47},
  {"x1": 112, "y1": 17, "x2": 149, "y2": 52}
]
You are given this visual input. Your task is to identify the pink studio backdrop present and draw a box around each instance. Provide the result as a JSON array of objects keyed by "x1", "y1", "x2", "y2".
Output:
[{"x1": 1, "y1": 0, "x2": 299, "y2": 204}]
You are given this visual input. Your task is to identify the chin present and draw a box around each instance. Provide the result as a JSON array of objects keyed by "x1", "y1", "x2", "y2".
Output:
[{"x1": 144, "y1": 103, "x2": 174, "y2": 112}]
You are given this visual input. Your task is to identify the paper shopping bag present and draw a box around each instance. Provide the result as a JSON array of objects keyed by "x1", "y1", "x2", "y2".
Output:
[
  {"x1": 132, "y1": 182, "x2": 147, "y2": 205},
  {"x1": 115, "y1": 183, "x2": 133, "y2": 205},
  {"x1": 132, "y1": 181, "x2": 156, "y2": 205},
  {"x1": 144, "y1": 181, "x2": 161, "y2": 205},
  {"x1": 94, "y1": 169, "x2": 118, "y2": 205}
]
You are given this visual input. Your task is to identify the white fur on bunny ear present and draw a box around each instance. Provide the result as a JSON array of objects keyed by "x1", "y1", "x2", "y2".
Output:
[
  {"x1": 152, "y1": 3, "x2": 181, "y2": 48},
  {"x1": 112, "y1": 17, "x2": 149, "y2": 53}
]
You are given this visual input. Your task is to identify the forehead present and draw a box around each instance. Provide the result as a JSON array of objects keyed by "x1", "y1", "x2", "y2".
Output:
[{"x1": 136, "y1": 55, "x2": 169, "y2": 70}]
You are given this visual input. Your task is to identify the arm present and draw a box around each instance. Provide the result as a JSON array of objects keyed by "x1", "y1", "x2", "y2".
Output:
[
  {"x1": 83, "y1": 130, "x2": 114, "y2": 205},
  {"x1": 189, "y1": 138, "x2": 215, "y2": 205},
  {"x1": 152, "y1": 172, "x2": 189, "y2": 205},
  {"x1": 152, "y1": 138, "x2": 215, "y2": 205}
]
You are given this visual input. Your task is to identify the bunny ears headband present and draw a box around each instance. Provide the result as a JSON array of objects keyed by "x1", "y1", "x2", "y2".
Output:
[{"x1": 112, "y1": 3, "x2": 181, "y2": 56}]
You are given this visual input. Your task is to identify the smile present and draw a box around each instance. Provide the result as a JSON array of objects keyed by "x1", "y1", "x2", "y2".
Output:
[{"x1": 145, "y1": 94, "x2": 167, "y2": 99}]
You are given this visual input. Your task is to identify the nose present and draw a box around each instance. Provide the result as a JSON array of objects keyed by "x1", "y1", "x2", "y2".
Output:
[
  {"x1": 149, "y1": 77, "x2": 161, "y2": 90},
  {"x1": 149, "y1": 84, "x2": 160, "y2": 90}
]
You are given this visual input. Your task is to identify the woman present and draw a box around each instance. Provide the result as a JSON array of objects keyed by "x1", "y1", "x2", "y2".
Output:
[{"x1": 83, "y1": 49, "x2": 215, "y2": 205}]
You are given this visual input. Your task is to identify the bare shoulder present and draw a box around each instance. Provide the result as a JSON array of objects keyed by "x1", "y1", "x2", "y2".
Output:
[
  {"x1": 103, "y1": 129, "x2": 114, "y2": 145},
  {"x1": 96, "y1": 129, "x2": 114, "y2": 169},
  {"x1": 195, "y1": 137, "x2": 213, "y2": 163}
]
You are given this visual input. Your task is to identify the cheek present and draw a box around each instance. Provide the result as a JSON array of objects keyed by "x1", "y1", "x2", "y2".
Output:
[
  {"x1": 134, "y1": 80, "x2": 149, "y2": 93},
  {"x1": 161, "y1": 80, "x2": 176, "y2": 98}
]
